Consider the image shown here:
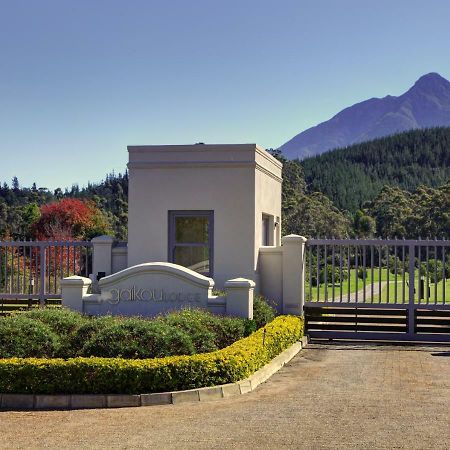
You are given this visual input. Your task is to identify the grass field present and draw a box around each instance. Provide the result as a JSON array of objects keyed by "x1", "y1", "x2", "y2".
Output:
[
  {"x1": 306, "y1": 267, "x2": 450, "y2": 304},
  {"x1": 374, "y1": 277, "x2": 450, "y2": 304},
  {"x1": 306, "y1": 268, "x2": 392, "y2": 302}
]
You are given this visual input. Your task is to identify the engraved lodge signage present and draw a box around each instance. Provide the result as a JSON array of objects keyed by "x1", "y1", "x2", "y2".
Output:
[
  {"x1": 83, "y1": 262, "x2": 214, "y2": 316},
  {"x1": 102, "y1": 286, "x2": 202, "y2": 304}
]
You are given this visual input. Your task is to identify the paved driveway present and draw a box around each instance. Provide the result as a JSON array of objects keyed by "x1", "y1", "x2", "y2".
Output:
[{"x1": 1, "y1": 342, "x2": 450, "y2": 449}]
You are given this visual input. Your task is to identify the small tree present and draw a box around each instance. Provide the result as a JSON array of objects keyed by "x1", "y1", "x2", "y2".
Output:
[
  {"x1": 32, "y1": 198, "x2": 111, "y2": 241},
  {"x1": 311, "y1": 266, "x2": 348, "y2": 286},
  {"x1": 354, "y1": 210, "x2": 376, "y2": 238},
  {"x1": 420, "y1": 259, "x2": 444, "y2": 284}
]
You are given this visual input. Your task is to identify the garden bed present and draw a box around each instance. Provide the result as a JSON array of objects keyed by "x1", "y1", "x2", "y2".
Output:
[{"x1": 0, "y1": 315, "x2": 303, "y2": 395}]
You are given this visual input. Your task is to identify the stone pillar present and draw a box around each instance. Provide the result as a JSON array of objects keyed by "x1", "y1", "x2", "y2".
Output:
[
  {"x1": 61, "y1": 276, "x2": 92, "y2": 313},
  {"x1": 92, "y1": 235, "x2": 114, "y2": 277},
  {"x1": 224, "y1": 278, "x2": 255, "y2": 319},
  {"x1": 282, "y1": 234, "x2": 307, "y2": 315}
]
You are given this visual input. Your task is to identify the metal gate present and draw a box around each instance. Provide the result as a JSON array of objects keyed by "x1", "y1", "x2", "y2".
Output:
[
  {"x1": 0, "y1": 240, "x2": 92, "y2": 314},
  {"x1": 305, "y1": 239, "x2": 450, "y2": 342}
]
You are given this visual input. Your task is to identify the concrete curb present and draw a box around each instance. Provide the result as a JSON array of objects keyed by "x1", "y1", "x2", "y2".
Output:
[{"x1": 0, "y1": 336, "x2": 307, "y2": 411}]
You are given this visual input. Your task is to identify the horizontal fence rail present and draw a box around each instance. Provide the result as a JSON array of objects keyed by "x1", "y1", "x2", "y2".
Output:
[
  {"x1": 0, "y1": 240, "x2": 92, "y2": 314},
  {"x1": 305, "y1": 238, "x2": 450, "y2": 342}
]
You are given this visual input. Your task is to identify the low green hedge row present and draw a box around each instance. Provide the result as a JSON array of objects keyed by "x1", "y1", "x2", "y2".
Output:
[{"x1": 0, "y1": 315, "x2": 303, "y2": 395}]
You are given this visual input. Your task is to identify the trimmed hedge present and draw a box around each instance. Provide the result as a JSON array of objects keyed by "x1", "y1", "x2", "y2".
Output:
[
  {"x1": 0, "y1": 296, "x2": 277, "y2": 359},
  {"x1": 162, "y1": 309, "x2": 249, "y2": 352},
  {"x1": 81, "y1": 319, "x2": 196, "y2": 358},
  {"x1": 0, "y1": 315, "x2": 303, "y2": 395}
]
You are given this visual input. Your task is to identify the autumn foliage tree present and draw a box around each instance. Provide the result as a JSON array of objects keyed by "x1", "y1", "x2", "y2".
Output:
[{"x1": 32, "y1": 198, "x2": 111, "y2": 241}]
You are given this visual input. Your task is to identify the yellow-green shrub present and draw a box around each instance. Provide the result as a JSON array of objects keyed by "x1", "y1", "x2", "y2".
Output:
[{"x1": 0, "y1": 316, "x2": 303, "y2": 395}]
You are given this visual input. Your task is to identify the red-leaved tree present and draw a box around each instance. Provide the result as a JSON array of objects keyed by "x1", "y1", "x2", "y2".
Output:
[
  {"x1": 30, "y1": 199, "x2": 112, "y2": 280},
  {"x1": 32, "y1": 198, "x2": 111, "y2": 241}
]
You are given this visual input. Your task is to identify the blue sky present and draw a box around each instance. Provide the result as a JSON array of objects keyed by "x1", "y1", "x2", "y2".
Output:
[{"x1": 1, "y1": 0, "x2": 450, "y2": 190}]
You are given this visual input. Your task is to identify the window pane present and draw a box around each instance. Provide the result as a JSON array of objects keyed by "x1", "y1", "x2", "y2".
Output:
[
  {"x1": 175, "y1": 216, "x2": 209, "y2": 243},
  {"x1": 262, "y1": 216, "x2": 270, "y2": 246},
  {"x1": 174, "y1": 246, "x2": 210, "y2": 275}
]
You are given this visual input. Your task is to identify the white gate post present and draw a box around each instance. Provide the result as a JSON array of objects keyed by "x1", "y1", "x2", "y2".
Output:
[
  {"x1": 61, "y1": 276, "x2": 92, "y2": 312},
  {"x1": 92, "y1": 235, "x2": 114, "y2": 277},
  {"x1": 224, "y1": 278, "x2": 255, "y2": 319},
  {"x1": 282, "y1": 235, "x2": 307, "y2": 315}
]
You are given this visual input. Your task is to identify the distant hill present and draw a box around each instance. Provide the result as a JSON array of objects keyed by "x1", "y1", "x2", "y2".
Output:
[
  {"x1": 300, "y1": 127, "x2": 450, "y2": 212},
  {"x1": 280, "y1": 73, "x2": 450, "y2": 159}
]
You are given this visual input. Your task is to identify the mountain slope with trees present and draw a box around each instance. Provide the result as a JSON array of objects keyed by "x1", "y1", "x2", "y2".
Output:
[{"x1": 301, "y1": 127, "x2": 450, "y2": 212}]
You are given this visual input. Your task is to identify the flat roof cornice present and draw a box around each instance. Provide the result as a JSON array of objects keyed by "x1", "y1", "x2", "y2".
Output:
[
  {"x1": 127, "y1": 143, "x2": 282, "y2": 170},
  {"x1": 127, "y1": 144, "x2": 259, "y2": 155}
]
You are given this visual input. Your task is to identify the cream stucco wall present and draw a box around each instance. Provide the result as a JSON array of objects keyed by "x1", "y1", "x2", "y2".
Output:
[
  {"x1": 127, "y1": 144, "x2": 282, "y2": 288},
  {"x1": 254, "y1": 149, "x2": 282, "y2": 248}
]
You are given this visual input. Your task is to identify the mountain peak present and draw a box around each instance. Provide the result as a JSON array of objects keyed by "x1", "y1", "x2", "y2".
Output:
[
  {"x1": 279, "y1": 73, "x2": 450, "y2": 159},
  {"x1": 412, "y1": 72, "x2": 450, "y2": 91}
]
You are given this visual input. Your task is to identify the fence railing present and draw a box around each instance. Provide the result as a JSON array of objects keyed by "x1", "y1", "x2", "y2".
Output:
[
  {"x1": 306, "y1": 239, "x2": 450, "y2": 306},
  {"x1": 0, "y1": 240, "x2": 93, "y2": 311}
]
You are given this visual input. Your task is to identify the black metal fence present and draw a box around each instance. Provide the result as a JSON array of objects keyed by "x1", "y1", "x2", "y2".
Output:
[{"x1": 0, "y1": 240, "x2": 92, "y2": 313}]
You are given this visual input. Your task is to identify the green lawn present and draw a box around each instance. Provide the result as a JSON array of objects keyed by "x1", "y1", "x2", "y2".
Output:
[
  {"x1": 306, "y1": 268, "x2": 393, "y2": 302},
  {"x1": 374, "y1": 276, "x2": 450, "y2": 304},
  {"x1": 307, "y1": 266, "x2": 450, "y2": 304}
]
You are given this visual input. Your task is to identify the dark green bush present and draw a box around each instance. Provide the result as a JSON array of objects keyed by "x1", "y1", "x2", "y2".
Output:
[
  {"x1": 163, "y1": 309, "x2": 250, "y2": 350},
  {"x1": 71, "y1": 316, "x2": 120, "y2": 356},
  {"x1": 253, "y1": 295, "x2": 276, "y2": 329},
  {"x1": 0, "y1": 316, "x2": 61, "y2": 358},
  {"x1": 210, "y1": 315, "x2": 248, "y2": 347},
  {"x1": 20, "y1": 309, "x2": 88, "y2": 357},
  {"x1": 81, "y1": 318, "x2": 195, "y2": 358},
  {"x1": 161, "y1": 310, "x2": 219, "y2": 353},
  {"x1": 0, "y1": 299, "x2": 280, "y2": 359},
  {"x1": 20, "y1": 308, "x2": 88, "y2": 337}
]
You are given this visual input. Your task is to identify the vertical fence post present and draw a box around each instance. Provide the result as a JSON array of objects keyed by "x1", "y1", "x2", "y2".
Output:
[
  {"x1": 282, "y1": 235, "x2": 307, "y2": 315},
  {"x1": 408, "y1": 243, "x2": 416, "y2": 336},
  {"x1": 39, "y1": 243, "x2": 46, "y2": 308}
]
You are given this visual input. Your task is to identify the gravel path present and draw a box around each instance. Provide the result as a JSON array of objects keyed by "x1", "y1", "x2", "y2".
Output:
[
  {"x1": 1, "y1": 342, "x2": 450, "y2": 449},
  {"x1": 348, "y1": 280, "x2": 388, "y2": 301},
  {"x1": 316, "y1": 281, "x2": 389, "y2": 303}
]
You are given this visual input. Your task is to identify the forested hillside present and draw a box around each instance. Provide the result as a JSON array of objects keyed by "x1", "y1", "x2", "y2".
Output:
[
  {"x1": 0, "y1": 172, "x2": 128, "y2": 240},
  {"x1": 301, "y1": 127, "x2": 450, "y2": 212}
]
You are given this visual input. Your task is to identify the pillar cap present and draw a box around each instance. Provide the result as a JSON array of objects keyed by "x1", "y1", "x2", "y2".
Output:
[
  {"x1": 224, "y1": 278, "x2": 256, "y2": 288},
  {"x1": 60, "y1": 276, "x2": 92, "y2": 287},
  {"x1": 282, "y1": 234, "x2": 307, "y2": 244},
  {"x1": 91, "y1": 235, "x2": 114, "y2": 244}
]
